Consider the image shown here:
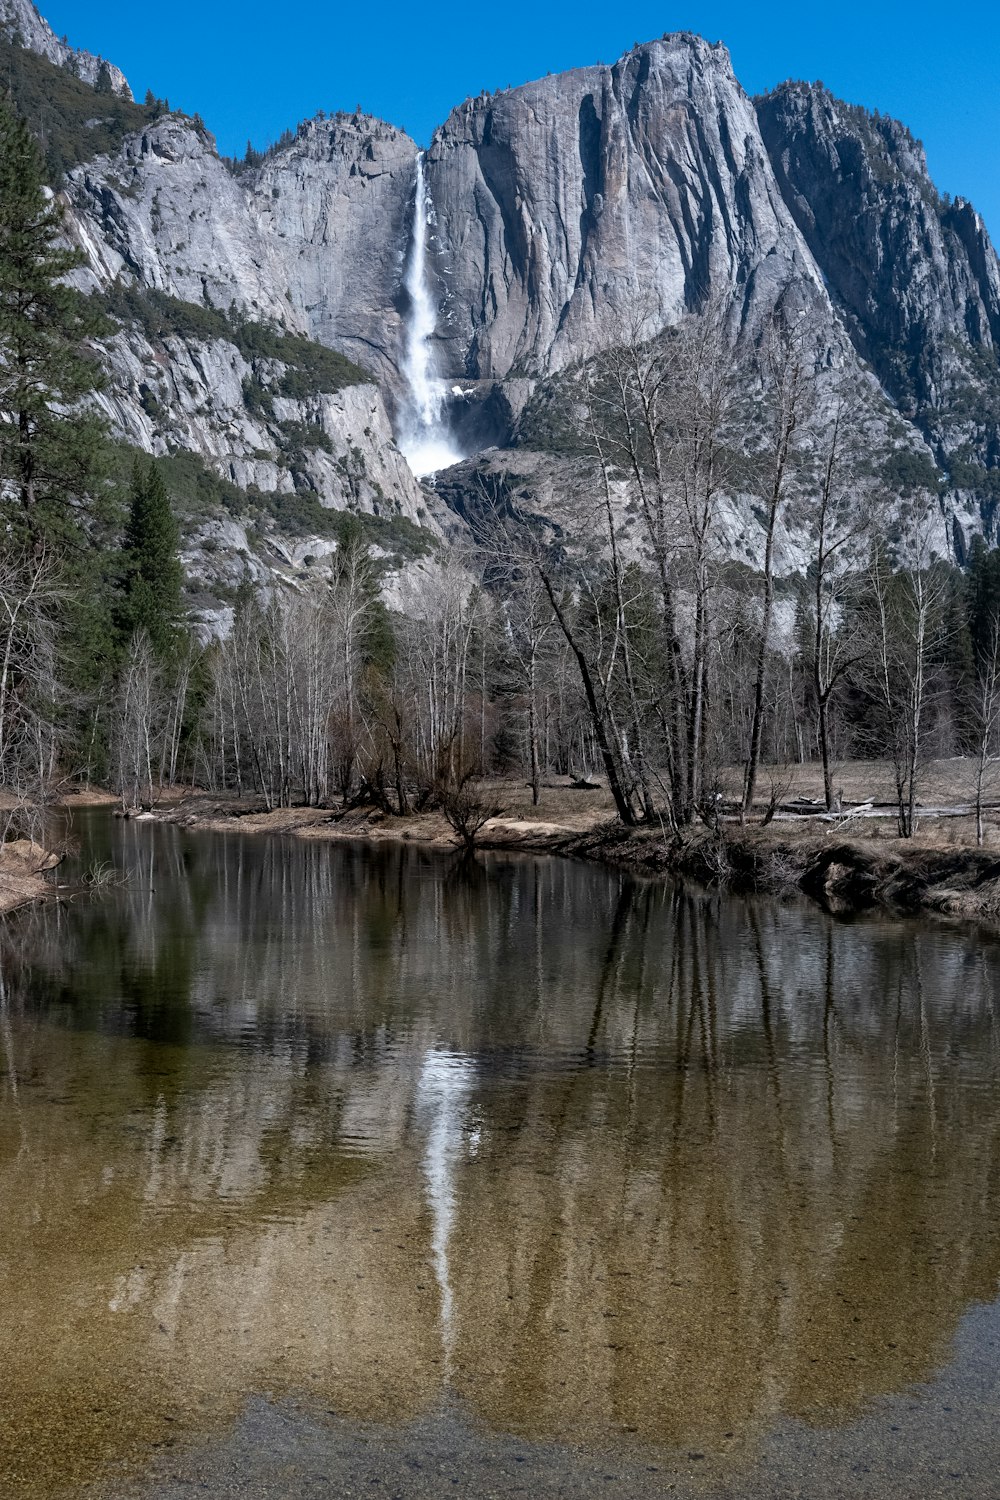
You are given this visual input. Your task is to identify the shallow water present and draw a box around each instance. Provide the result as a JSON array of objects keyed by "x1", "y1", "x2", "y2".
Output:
[{"x1": 1, "y1": 814, "x2": 999, "y2": 1496}]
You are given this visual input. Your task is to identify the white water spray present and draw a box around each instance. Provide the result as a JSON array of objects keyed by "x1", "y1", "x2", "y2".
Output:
[{"x1": 399, "y1": 155, "x2": 463, "y2": 478}]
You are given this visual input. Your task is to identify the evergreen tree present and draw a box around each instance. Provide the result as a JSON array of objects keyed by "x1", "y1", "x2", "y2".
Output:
[
  {"x1": 966, "y1": 536, "x2": 1000, "y2": 664},
  {"x1": 933, "y1": 562, "x2": 976, "y2": 749},
  {"x1": 0, "y1": 96, "x2": 122, "y2": 775},
  {"x1": 119, "y1": 458, "x2": 183, "y2": 657},
  {"x1": 0, "y1": 97, "x2": 110, "y2": 554},
  {"x1": 333, "y1": 516, "x2": 394, "y2": 673}
]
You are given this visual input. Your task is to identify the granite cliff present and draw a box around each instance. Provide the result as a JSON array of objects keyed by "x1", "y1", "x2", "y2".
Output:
[
  {"x1": 757, "y1": 81, "x2": 1000, "y2": 491},
  {"x1": 4, "y1": 0, "x2": 1000, "y2": 613},
  {"x1": 0, "y1": 0, "x2": 130, "y2": 96},
  {"x1": 425, "y1": 37, "x2": 824, "y2": 381}
]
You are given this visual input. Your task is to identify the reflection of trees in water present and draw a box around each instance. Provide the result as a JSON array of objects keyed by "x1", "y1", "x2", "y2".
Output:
[
  {"x1": 444, "y1": 884, "x2": 1000, "y2": 1446},
  {"x1": 1, "y1": 824, "x2": 1000, "y2": 1488}
]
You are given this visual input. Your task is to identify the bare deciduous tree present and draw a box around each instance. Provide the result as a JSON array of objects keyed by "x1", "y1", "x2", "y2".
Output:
[
  {"x1": 112, "y1": 631, "x2": 160, "y2": 811},
  {"x1": 971, "y1": 613, "x2": 1000, "y2": 846},
  {"x1": 742, "y1": 314, "x2": 812, "y2": 817},
  {"x1": 862, "y1": 514, "x2": 949, "y2": 837}
]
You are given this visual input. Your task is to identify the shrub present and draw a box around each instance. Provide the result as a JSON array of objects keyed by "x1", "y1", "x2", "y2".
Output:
[
  {"x1": 439, "y1": 773, "x2": 506, "y2": 851},
  {"x1": 0, "y1": 37, "x2": 168, "y2": 183}
]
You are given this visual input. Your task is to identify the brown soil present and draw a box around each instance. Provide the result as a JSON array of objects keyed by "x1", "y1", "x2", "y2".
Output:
[
  {"x1": 0, "y1": 840, "x2": 60, "y2": 916},
  {"x1": 157, "y1": 777, "x2": 614, "y2": 848},
  {"x1": 0, "y1": 786, "x2": 119, "y2": 813},
  {"x1": 8, "y1": 758, "x2": 998, "y2": 925},
  {"x1": 55, "y1": 786, "x2": 121, "y2": 808},
  {"x1": 144, "y1": 760, "x2": 1000, "y2": 927}
]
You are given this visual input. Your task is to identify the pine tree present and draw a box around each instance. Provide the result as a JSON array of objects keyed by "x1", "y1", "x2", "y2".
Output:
[
  {"x1": 0, "y1": 98, "x2": 122, "y2": 777},
  {"x1": 966, "y1": 536, "x2": 1000, "y2": 664},
  {"x1": 934, "y1": 562, "x2": 976, "y2": 749},
  {"x1": 0, "y1": 98, "x2": 110, "y2": 554},
  {"x1": 332, "y1": 516, "x2": 394, "y2": 671},
  {"x1": 120, "y1": 458, "x2": 183, "y2": 657}
]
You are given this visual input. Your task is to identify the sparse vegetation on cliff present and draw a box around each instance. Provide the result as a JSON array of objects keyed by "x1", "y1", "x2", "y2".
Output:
[{"x1": 0, "y1": 36, "x2": 167, "y2": 182}]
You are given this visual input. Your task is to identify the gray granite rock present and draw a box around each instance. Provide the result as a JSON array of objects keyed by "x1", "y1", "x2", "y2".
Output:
[
  {"x1": 424, "y1": 36, "x2": 826, "y2": 381},
  {"x1": 247, "y1": 113, "x2": 418, "y2": 402},
  {"x1": 757, "y1": 82, "x2": 1000, "y2": 477},
  {"x1": 0, "y1": 0, "x2": 131, "y2": 96},
  {"x1": 16, "y1": 2, "x2": 1000, "y2": 598}
]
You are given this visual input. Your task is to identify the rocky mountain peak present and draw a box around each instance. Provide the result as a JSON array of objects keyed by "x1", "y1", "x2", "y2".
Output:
[
  {"x1": 763, "y1": 79, "x2": 933, "y2": 185},
  {"x1": 0, "y1": 0, "x2": 131, "y2": 97},
  {"x1": 6, "y1": 0, "x2": 1000, "y2": 603},
  {"x1": 424, "y1": 28, "x2": 821, "y2": 386},
  {"x1": 757, "y1": 78, "x2": 1000, "y2": 343},
  {"x1": 756, "y1": 79, "x2": 1000, "y2": 481},
  {"x1": 235, "y1": 109, "x2": 416, "y2": 182},
  {"x1": 246, "y1": 112, "x2": 418, "y2": 393}
]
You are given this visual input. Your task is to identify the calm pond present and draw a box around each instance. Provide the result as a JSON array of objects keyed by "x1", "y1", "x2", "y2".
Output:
[{"x1": 1, "y1": 812, "x2": 999, "y2": 1497}]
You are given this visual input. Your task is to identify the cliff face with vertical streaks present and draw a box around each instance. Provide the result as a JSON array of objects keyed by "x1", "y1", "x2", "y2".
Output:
[
  {"x1": 5, "y1": 0, "x2": 1000, "y2": 603},
  {"x1": 0, "y1": 0, "x2": 130, "y2": 95},
  {"x1": 424, "y1": 37, "x2": 826, "y2": 382},
  {"x1": 757, "y1": 81, "x2": 1000, "y2": 482}
]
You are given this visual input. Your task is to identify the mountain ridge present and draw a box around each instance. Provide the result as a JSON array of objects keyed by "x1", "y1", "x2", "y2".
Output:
[
  {"x1": 0, "y1": 0, "x2": 131, "y2": 97},
  {"x1": 4, "y1": 5, "x2": 1000, "y2": 619}
]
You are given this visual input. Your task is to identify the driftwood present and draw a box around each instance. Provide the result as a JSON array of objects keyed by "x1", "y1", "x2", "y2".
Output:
[{"x1": 771, "y1": 797, "x2": 1000, "y2": 824}]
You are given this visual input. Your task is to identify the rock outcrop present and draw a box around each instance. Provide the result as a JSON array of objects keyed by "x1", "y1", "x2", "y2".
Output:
[
  {"x1": 425, "y1": 36, "x2": 826, "y2": 382},
  {"x1": 756, "y1": 82, "x2": 1000, "y2": 482},
  {"x1": 89, "y1": 303, "x2": 439, "y2": 634},
  {"x1": 69, "y1": 116, "x2": 301, "y2": 326},
  {"x1": 58, "y1": 116, "x2": 437, "y2": 632},
  {"x1": 247, "y1": 114, "x2": 418, "y2": 398},
  {"x1": 0, "y1": 0, "x2": 130, "y2": 97}
]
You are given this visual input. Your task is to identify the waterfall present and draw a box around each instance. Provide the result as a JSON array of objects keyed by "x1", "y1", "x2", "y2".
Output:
[{"x1": 399, "y1": 154, "x2": 463, "y2": 478}]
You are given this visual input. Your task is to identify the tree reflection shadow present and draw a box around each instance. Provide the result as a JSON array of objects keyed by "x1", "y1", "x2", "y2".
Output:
[{"x1": 1, "y1": 824, "x2": 1000, "y2": 1489}]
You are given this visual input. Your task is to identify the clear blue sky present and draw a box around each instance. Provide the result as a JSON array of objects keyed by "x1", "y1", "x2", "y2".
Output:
[{"x1": 40, "y1": 0, "x2": 1000, "y2": 240}]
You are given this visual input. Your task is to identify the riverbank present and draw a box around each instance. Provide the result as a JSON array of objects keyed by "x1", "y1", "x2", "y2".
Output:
[
  {"x1": 0, "y1": 839, "x2": 61, "y2": 915},
  {"x1": 4, "y1": 761, "x2": 997, "y2": 923},
  {"x1": 0, "y1": 787, "x2": 117, "y2": 916},
  {"x1": 571, "y1": 820, "x2": 1000, "y2": 921},
  {"x1": 152, "y1": 761, "x2": 1000, "y2": 925}
]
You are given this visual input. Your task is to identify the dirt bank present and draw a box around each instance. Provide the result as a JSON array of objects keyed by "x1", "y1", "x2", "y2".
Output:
[
  {"x1": 564, "y1": 822, "x2": 1000, "y2": 921},
  {"x1": 0, "y1": 840, "x2": 61, "y2": 916},
  {"x1": 147, "y1": 776, "x2": 1000, "y2": 927},
  {"x1": 0, "y1": 787, "x2": 119, "y2": 917}
]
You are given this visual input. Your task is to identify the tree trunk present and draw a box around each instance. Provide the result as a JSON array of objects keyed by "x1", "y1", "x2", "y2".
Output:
[{"x1": 538, "y1": 568, "x2": 637, "y2": 826}]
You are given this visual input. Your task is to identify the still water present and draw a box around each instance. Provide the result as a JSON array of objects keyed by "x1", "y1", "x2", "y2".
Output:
[{"x1": 1, "y1": 814, "x2": 999, "y2": 1497}]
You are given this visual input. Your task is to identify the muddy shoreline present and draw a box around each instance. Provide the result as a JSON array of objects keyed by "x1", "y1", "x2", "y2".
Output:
[
  {"x1": 0, "y1": 789, "x2": 118, "y2": 917},
  {"x1": 0, "y1": 839, "x2": 63, "y2": 916},
  {"x1": 567, "y1": 821, "x2": 1000, "y2": 921},
  {"x1": 144, "y1": 792, "x2": 1000, "y2": 927},
  {"x1": 8, "y1": 776, "x2": 1000, "y2": 926}
]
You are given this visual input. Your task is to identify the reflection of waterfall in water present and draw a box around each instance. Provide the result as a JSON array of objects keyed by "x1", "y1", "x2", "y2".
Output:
[
  {"x1": 417, "y1": 1048, "x2": 474, "y2": 1371},
  {"x1": 399, "y1": 155, "x2": 463, "y2": 478}
]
